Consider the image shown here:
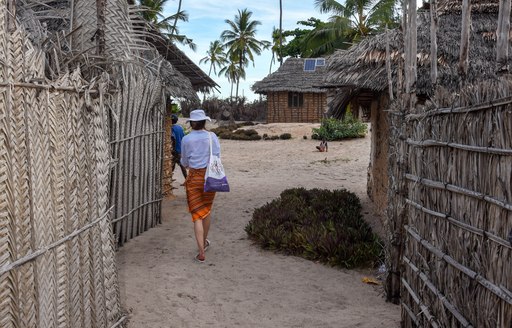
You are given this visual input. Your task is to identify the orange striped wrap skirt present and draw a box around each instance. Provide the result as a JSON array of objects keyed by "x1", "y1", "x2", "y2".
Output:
[{"x1": 185, "y1": 167, "x2": 216, "y2": 222}]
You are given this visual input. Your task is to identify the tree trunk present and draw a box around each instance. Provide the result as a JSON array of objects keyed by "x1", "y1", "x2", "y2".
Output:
[{"x1": 172, "y1": 0, "x2": 183, "y2": 35}]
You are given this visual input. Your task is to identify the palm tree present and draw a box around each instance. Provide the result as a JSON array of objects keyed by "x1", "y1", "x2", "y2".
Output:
[
  {"x1": 199, "y1": 40, "x2": 229, "y2": 76},
  {"x1": 138, "y1": 0, "x2": 196, "y2": 50},
  {"x1": 221, "y1": 8, "x2": 270, "y2": 99},
  {"x1": 269, "y1": 27, "x2": 283, "y2": 73},
  {"x1": 314, "y1": 0, "x2": 399, "y2": 42},
  {"x1": 219, "y1": 60, "x2": 245, "y2": 100},
  {"x1": 279, "y1": 0, "x2": 283, "y2": 66}
]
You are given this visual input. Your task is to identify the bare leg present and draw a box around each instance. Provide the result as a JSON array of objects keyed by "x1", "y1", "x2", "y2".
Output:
[
  {"x1": 179, "y1": 163, "x2": 188, "y2": 179},
  {"x1": 194, "y1": 220, "x2": 205, "y2": 260},
  {"x1": 202, "y1": 215, "x2": 210, "y2": 245}
]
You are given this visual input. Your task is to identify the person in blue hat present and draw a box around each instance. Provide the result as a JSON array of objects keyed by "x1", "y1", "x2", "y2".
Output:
[{"x1": 171, "y1": 114, "x2": 187, "y2": 181}]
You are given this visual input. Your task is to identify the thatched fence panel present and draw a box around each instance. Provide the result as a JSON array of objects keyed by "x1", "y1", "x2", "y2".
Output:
[
  {"x1": 393, "y1": 90, "x2": 512, "y2": 327},
  {"x1": 108, "y1": 64, "x2": 164, "y2": 246},
  {"x1": 0, "y1": 18, "x2": 122, "y2": 328}
]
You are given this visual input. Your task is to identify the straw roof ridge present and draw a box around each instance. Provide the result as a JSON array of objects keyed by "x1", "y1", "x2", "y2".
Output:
[
  {"x1": 252, "y1": 57, "x2": 330, "y2": 94},
  {"x1": 326, "y1": 9, "x2": 509, "y2": 96}
]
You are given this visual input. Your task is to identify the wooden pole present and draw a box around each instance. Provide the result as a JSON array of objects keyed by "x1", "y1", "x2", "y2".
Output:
[
  {"x1": 430, "y1": 0, "x2": 439, "y2": 86},
  {"x1": 403, "y1": 0, "x2": 410, "y2": 93},
  {"x1": 408, "y1": 0, "x2": 417, "y2": 94},
  {"x1": 97, "y1": 0, "x2": 106, "y2": 56},
  {"x1": 459, "y1": 0, "x2": 471, "y2": 80},
  {"x1": 496, "y1": 0, "x2": 511, "y2": 72},
  {"x1": 7, "y1": 0, "x2": 16, "y2": 32},
  {"x1": 385, "y1": 26, "x2": 394, "y2": 100}
]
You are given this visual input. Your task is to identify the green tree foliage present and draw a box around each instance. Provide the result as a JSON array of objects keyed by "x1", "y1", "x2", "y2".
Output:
[
  {"x1": 199, "y1": 40, "x2": 229, "y2": 76},
  {"x1": 138, "y1": 0, "x2": 196, "y2": 50},
  {"x1": 314, "y1": 0, "x2": 400, "y2": 42},
  {"x1": 278, "y1": 17, "x2": 351, "y2": 58}
]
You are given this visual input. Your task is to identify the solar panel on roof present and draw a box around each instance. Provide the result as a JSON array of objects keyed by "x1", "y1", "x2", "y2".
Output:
[
  {"x1": 316, "y1": 58, "x2": 326, "y2": 66},
  {"x1": 304, "y1": 59, "x2": 316, "y2": 71}
]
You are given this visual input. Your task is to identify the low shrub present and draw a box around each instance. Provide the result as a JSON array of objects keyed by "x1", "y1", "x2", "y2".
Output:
[
  {"x1": 210, "y1": 123, "x2": 262, "y2": 140},
  {"x1": 245, "y1": 188, "x2": 383, "y2": 269},
  {"x1": 312, "y1": 112, "x2": 367, "y2": 141},
  {"x1": 279, "y1": 133, "x2": 292, "y2": 140}
]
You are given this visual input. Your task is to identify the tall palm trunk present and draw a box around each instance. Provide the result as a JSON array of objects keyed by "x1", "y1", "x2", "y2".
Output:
[
  {"x1": 279, "y1": 0, "x2": 283, "y2": 66},
  {"x1": 172, "y1": 0, "x2": 182, "y2": 35}
]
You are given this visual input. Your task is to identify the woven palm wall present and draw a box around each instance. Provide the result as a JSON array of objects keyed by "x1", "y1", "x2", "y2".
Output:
[
  {"x1": 0, "y1": 11, "x2": 122, "y2": 328},
  {"x1": 70, "y1": 0, "x2": 166, "y2": 245},
  {"x1": 105, "y1": 0, "x2": 165, "y2": 245},
  {"x1": 388, "y1": 82, "x2": 512, "y2": 327}
]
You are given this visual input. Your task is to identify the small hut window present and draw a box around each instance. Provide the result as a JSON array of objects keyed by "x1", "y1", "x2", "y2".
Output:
[{"x1": 288, "y1": 92, "x2": 304, "y2": 107}]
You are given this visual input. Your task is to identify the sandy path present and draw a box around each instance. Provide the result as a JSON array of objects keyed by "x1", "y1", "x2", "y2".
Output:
[{"x1": 117, "y1": 123, "x2": 400, "y2": 327}]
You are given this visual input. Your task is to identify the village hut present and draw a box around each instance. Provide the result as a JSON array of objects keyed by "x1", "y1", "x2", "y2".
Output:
[
  {"x1": 252, "y1": 57, "x2": 332, "y2": 123},
  {"x1": 326, "y1": 0, "x2": 512, "y2": 217},
  {"x1": 326, "y1": 1, "x2": 512, "y2": 326}
]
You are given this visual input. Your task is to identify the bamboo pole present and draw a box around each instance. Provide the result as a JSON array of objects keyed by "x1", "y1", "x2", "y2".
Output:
[
  {"x1": 459, "y1": 0, "x2": 471, "y2": 79},
  {"x1": 405, "y1": 226, "x2": 512, "y2": 304},
  {"x1": 385, "y1": 26, "x2": 394, "y2": 100},
  {"x1": 496, "y1": 0, "x2": 511, "y2": 72},
  {"x1": 408, "y1": 0, "x2": 417, "y2": 94},
  {"x1": 430, "y1": 0, "x2": 439, "y2": 86}
]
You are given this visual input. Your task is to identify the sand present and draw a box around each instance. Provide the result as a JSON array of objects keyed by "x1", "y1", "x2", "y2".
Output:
[{"x1": 116, "y1": 122, "x2": 400, "y2": 328}]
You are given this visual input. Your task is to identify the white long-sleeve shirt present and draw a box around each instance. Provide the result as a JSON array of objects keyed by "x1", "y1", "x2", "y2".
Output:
[{"x1": 180, "y1": 130, "x2": 221, "y2": 169}]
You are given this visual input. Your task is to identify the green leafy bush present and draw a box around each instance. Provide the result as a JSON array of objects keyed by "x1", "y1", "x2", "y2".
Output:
[
  {"x1": 245, "y1": 188, "x2": 383, "y2": 269},
  {"x1": 279, "y1": 133, "x2": 292, "y2": 140},
  {"x1": 312, "y1": 112, "x2": 367, "y2": 141}
]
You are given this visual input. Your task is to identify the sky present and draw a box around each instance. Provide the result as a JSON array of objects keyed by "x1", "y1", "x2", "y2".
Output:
[{"x1": 164, "y1": 1, "x2": 424, "y2": 102}]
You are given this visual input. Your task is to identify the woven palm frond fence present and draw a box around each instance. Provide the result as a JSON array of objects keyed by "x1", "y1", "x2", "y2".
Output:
[
  {"x1": 67, "y1": 0, "x2": 166, "y2": 245},
  {"x1": 0, "y1": 18, "x2": 123, "y2": 328},
  {"x1": 108, "y1": 64, "x2": 164, "y2": 245},
  {"x1": 388, "y1": 81, "x2": 512, "y2": 327}
]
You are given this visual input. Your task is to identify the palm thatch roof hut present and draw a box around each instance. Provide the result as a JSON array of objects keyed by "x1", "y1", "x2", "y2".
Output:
[
  {"x1": 327, "y1": 1, "x2": 512, "y2": 326},
  {"x1": 252, "y1": 57, "x2": 333, "y2": 123},
  {"x1": 326, "y1": 0, "x2": 512, "y2": 216}
]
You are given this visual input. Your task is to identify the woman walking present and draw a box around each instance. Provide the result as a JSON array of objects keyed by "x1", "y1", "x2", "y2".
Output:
[{"x1": 180, "y1": 109, "x2": 221, "y2": 263}]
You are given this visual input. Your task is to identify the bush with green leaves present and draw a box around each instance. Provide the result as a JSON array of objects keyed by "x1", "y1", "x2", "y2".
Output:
[
  {"x1": 312, "y1": 112, "x2": 367, "y2": 141},
  {"x1": 279, "y1": 133, "x2": 292, "y2": 140},
  {"x1": 245, "y1": 188, "x2": 383, "y2": 269}
]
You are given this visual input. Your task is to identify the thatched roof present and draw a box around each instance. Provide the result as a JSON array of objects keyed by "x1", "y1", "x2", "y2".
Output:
[
  {"x1": 16, "y1": 1, "x2": 205, "y2": 100},
  {"x1": 326, "y1": 2, "x2": 509, "y2": 96},
  {"x1": 252, "y1": 57, "x2": 330, "y2": 94},
  {"x1": 148, "y1": 32, "x2": 219, "y2": 93},
  {"x1": 436, "y1": 0, "x2": 500, "y2": 14}
]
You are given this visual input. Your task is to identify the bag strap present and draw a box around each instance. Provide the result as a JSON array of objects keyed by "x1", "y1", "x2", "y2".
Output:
[{"x1": 207, "y1": 132, "x2": 213, "y2": 159}]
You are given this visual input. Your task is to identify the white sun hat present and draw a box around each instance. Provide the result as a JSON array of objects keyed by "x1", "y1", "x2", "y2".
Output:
[{"x1": 186, "y1": 109, "x2": 211, "y2": 122}]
